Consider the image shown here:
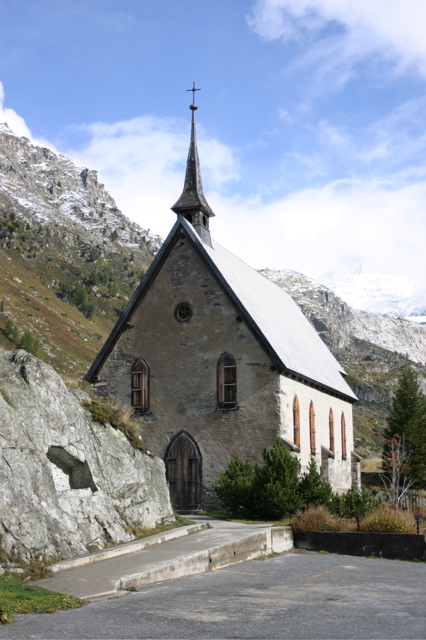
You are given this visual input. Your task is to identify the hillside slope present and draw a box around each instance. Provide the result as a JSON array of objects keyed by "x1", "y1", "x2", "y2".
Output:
[{"x1": 0, "y1": 123, "x2": 161, "y2": 374}]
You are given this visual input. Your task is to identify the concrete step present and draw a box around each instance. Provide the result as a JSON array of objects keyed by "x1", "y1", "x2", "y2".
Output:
[{"x1": 33, "y1": 518, "x2": 294, "y2": 601}]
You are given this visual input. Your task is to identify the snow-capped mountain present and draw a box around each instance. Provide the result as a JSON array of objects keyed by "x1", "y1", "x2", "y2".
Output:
[
  {"x1": 260, "y1": 267, "x2": 426, "y2": 367},
  {"x1": 318, "y1": 256, "x2": 426, "y2": 320},
  {"x1": 0, "y1": 122, "x2": 162, "y2": 254}
]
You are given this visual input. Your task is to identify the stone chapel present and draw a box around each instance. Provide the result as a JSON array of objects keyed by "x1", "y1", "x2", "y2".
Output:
[{"x1": 86, "y1": 97, "x2": 359, "y2": 511}]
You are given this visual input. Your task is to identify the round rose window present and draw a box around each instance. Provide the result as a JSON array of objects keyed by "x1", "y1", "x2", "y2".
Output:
[{"x1": 174, "y1": 302, "x2": 193, "y2": 323}]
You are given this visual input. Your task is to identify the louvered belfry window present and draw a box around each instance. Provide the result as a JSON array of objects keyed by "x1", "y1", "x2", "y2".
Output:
[
  {"x1": 341, "y1": 412, "x2": 347, "y2": 460},
  {"x1": 309, "y1": 401, "x2": 316, "y2": 455},
  {"x1": 293, "y1": 396, "x2": 300, "y2": 448},
  {"x1": 217, "y1": 353, "x2": 237, "y2": 409},
  {"x1": 329, "y1": 408, "x2": 335, "y2": 452},
  {"x1": 131, "y1": 359, "x2": 149, "y2": 413}
]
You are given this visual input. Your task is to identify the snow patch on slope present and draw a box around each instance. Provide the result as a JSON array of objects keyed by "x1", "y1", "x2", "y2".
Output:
[{"x1": 319, "y1": 256, "x2": 426, "y2": 318}]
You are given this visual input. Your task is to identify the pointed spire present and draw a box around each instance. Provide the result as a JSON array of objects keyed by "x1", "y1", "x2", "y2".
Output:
[{"x1": 171, "y1": 88, "x2": 215, "y2": 221}]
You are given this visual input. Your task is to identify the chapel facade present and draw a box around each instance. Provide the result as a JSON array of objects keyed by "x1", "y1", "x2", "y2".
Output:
[{"x1": 86, "y1": 99, "x2": 359, "y2": 511}]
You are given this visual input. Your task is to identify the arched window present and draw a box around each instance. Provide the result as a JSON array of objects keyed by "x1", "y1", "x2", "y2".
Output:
[
  {"x1": 131, "y1": 359, "x2": 149, "y2": 414},
  {"x1": 217, "y1": 353, "x2": 237, "y2": 409},
  {"x1": 309, "y1": 401, "x2": 316, "y2": 455},
  {"x1": 341, "y1": 412, "x2": 347, "y2": 460},
  {"x1": 329, "y1": 409, "x2": 335, "y2": 452},
  {"x1": 293, "y1": 396, "x2": 300, "y2": 448}
]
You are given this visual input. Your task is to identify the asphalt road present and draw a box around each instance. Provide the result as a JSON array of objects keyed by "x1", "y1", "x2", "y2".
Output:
[{"x1": 2, "y1": 550, "x2": 426, "y2": 639}]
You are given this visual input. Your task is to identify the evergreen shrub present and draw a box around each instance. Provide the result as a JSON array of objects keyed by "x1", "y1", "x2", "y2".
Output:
[
  {"x1": 329, "y1": 487, "x2": 377, "y2": 519},
  {"x1": 214, "y1": 438, "x2": 335, "y2": 519},
  {"x1": 299, "y1": 458, "x2": 333, "y2": 507}
]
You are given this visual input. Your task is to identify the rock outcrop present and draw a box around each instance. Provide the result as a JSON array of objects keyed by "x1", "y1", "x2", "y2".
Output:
[
  {"x1": 0, "y1": 349, "x2": 173, "y2": 561},
  {"x1": 0, "y1": 122, "x2": 162, "y2": 254}
]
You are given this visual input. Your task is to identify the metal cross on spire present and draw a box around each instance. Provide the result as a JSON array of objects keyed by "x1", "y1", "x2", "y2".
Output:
[{"x1": 187, "y1": 82, "x2": 201, "y2": 106}]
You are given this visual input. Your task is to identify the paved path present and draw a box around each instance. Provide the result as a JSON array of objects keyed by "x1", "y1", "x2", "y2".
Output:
[
  {"x1": 4, "y1": 550, "x2": 426, "y2": 639},
  {"x1": 32, "y1": 516, "x2": 291, "y2": 600}
]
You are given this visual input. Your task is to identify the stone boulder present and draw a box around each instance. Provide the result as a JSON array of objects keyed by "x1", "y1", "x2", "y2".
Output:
[{"x1": 0, "y1": 350, "x2": 173, "y2": 561}]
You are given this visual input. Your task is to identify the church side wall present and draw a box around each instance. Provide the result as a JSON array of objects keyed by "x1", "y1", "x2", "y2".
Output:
[
  {"x1": 279, "y1": 377, "x2": 354, "y2": 492},
  {"x1": 95, "y1": 236, "x2": 282, "y2": 505}
]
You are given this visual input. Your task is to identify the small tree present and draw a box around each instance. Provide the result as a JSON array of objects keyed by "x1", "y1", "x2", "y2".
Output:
[
  {"x1": 380, "y1": 434, "x2": 415, "y2": 509},
  {"x1": 330, "y1": 487, "x2": 376, "y2": 519},
  {"x1": 251, "y1": 438, "x2": 302, "y2": 519},
  {"x1": 213, "y1": 456, "x2": 255, "y2": 515},
  {"x1": 5, "y1": 319, "x2": 13, "y2": 336},
  {"x1": 383, "y1": 366, "x2": 426, "y2": 488},
  {"x1": 20, "y1": 331, "x2": 39, "y2": 355},
  {"x1": 299, "y1": 458, "x2": 333, "y2": 507}
]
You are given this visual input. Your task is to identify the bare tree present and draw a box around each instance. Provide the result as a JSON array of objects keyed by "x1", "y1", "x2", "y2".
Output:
[{"x1": 380, "y1": 434, "x2": 415, "y2": 510}]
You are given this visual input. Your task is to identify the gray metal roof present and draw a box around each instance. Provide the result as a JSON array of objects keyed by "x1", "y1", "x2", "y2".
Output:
[
  {"x1": 86, "y1": 216, "x2": 356, "y2": 401},
  {"x1": 196, "y1": 226, "x2": 356, "y2": 401}
]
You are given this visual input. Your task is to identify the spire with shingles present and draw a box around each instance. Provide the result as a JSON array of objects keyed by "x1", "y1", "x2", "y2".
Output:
[{"x1": 171, "y1": 85, "x2": 214, "y2": 245}]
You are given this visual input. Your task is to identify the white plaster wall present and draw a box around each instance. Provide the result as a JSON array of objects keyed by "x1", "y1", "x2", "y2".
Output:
[{"x1": 279, "y1": 376, "x2": 354, "y2": 491}]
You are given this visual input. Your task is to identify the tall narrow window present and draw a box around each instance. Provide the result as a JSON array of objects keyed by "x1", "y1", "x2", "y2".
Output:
[
  {"x1": 293, "y1": 396, "x2": 300, "y2": 448},
  {"x1": 131, "y1": 359, "x2": 149, "y2": 414},
  {"x1": 309, "y1": 401, "x2": 316, "y2": 455},
  {"x1": 341, "y1": 412, "x2": 347, "y2": 460},
  {"x1": 329, "y1": 409, "x2": 335, "y2": 452},
  {"x1": 217, "y1": 353, "x2": 237, "y2": 409}
]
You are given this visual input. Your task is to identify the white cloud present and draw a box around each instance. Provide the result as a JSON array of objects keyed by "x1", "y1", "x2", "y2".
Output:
[
  {"x1": 0, "y1": 86, "x2": 424, "y2": 286},
  {"x1": 211, "y1": 176, "x2": 426, "y2": 284},
  {"x1": 248, "y1": 0, "x2": 426, "y2": 83},
  {"x1": 64, "y1": 115, "x2": 240, "y2": 238},
  {"x1": 0, "y1": 82, "x2": 57, "y2": 151},
  {"x1": 0, "y1": 82, "x2": 33, "y2": 138}
]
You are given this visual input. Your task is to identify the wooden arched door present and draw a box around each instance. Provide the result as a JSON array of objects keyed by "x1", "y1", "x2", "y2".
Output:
[{"x1": 165, "y1": 431, "x2": 202, "y2": 511}]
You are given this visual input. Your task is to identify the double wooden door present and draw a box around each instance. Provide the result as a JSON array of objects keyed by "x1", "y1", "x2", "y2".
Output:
[{"x1": 165, "y1": 431, "x2": 202, "y2": 511}]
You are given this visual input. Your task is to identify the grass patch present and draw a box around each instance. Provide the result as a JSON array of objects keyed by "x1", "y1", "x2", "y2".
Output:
[
  {"x1": 292, "y1": 506, "x2": 353, "y2": 534},
  {"x1": 0, "y1": 388, "x2": 15, "y2": 409},
  {"x1": 122, "y1": 513, "x2": 195, "y2": 539},
  {"x1": 82, "y1": 399, "x2": 148, "y2": 452},
  {"x1": 254, "y1": 552, "x2": 280, "y2": 560},
  {"x1": 0, "y1": 574, "x2": 83, "y2": 624},
  {"x1": 292, "y1": 504, "x2": 426, "y2": 535}
]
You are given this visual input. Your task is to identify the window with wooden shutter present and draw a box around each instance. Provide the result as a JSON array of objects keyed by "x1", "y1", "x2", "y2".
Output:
[
  {"x1": 217, "y1": 353, "x2": 237, "y2": 409},
  {"x1": 341, "y1": 412, "x2": 347, "y2": 460},
  {"x1": 131, "y1": 359, "x2": 149, "y2": 414},
  {"x1": 329, "y1": 408, "x2": 335, "y2": 452},
  {"x1": 293, "y1": 396, "x2": 300, "y2": 448},
  {"x1": 309, "y1": 401, "x2": 316, "y2": 455}
]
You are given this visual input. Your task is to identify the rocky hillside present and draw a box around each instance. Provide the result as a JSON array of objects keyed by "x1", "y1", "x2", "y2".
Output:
[
  {"x1": 0, "y1": 349, "x2": 173, "y2": 561},
  {"x1": 0, "y1": 123, "x2": 161, "y2": 374},
  {"x1": 260, "y1": 269, "x2": 426, "y2": 457}
]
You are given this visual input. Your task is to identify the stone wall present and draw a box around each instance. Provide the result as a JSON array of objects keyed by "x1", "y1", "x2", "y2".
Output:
[
  {"x1": 97, "y1": 236, "x2": 282, "y2": 499},
  {"x1": 295, "y1": 531, "x2": 426, "y2": 561},
  {"x1": 0, "y1": 350, "x2": 174, "y2": 561}
]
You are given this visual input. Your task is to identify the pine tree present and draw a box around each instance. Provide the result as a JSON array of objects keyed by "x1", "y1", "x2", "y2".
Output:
[
  {"x1": 382, "y1": 366, "x2": 426, "y2": 488},
  {"x1": 5, "y1": 319, "x2": 13, "y2": 336},
  {"x1": 299, "y1": 458, "x2": 333, "y2": 507},
  {"x1": 213, "y1": 456, "x2": 255, "y2": 515},
  {"x1": 251, "y1": 438, "x2": 302, "y2": 518}
]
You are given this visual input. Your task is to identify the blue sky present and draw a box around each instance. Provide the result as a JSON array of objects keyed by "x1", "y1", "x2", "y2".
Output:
[{"x1": 1, "y1": 0, "x2": 426, "y2": 283}]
